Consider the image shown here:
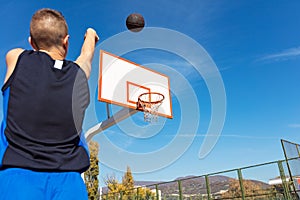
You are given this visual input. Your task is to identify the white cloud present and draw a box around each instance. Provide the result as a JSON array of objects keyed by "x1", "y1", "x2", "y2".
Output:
[
  {"x1": 288, "y1": 124, "x2": 300, "y2": 128},
  {"x1": 259, "y1": 46, "x2": 300, "y2": 62},
  {"x1": 163, "y1": 132, "x2": 279, "y2": 140}
]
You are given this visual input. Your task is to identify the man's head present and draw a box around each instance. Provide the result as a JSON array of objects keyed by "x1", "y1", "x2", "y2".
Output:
[{"x1": 29, "y1": 8, "x2": 69, "y2": 54}]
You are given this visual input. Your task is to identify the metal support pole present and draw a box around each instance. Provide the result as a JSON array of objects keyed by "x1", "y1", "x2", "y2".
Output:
[
  {"x1": 155, "y1": 184, "x2": 159, "y2": 200},
  {"x1": 237, "y1": 169, "x2": 245, "y2": 200},
  {"x1": 136, "y1": 187, "x2": 139, "y2": 200},
  {"x1": 106, "y1": 103, "x2": 111, "y2": 119},
  {"x1": 178, "y1": 180, "x2": 183, "y2": 200},
  {"x1": 120, "y1": 191, "x2": 123, "y2": 200},
  {"x1": 278, "y1": 161, "x2": 293, "y2": 200},
  {"x1": 205, "y1": 175, "x2": 211, "y2": 200}
]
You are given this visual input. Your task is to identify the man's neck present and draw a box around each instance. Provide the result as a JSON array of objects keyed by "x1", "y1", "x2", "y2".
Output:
[{"x1": 39, "y1": 47, "x2": 66, "y2": 60}]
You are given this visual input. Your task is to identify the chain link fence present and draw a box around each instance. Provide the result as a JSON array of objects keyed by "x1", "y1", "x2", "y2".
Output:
[
  {"x1": 281, "y1": 139, "x2": 300, "y2": 198},
  {"x1": 101, "y1": 140, "x2": 300, "y2": 200}
]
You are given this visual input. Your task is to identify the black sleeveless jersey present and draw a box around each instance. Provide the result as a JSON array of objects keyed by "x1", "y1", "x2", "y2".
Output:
[{"x1": 0, "y1": 50, "x2": 90, "y2": 172}]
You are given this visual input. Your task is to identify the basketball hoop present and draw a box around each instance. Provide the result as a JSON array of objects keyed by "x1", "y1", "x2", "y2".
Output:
[{"x1": 137, "y1": 92, "x2": 165, "y2": 123}]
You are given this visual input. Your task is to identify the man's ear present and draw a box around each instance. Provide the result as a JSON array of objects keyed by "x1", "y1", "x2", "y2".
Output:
[
  {"x1": 28, "y1": 37, "x2": 38, "y2": 50},
  {"x1": 63, "y1": 35, "x2": 70, "y2": 49},
  {"x1": 62, "y1": 35, "x2": 70, "y2": 57}
]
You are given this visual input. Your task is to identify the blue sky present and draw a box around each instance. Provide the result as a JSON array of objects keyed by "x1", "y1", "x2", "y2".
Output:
[{"x1": 1, "y1": 0, "x2": 300, "y2": 186}]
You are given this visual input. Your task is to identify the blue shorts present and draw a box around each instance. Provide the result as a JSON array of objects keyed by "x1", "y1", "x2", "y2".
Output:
[{"x1": 0, "y1": 168, "x2": 88, "y2": 200}]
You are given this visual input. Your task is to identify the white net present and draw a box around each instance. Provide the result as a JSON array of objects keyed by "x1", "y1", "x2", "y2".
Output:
[{"x1": 138, "y1": 92, "x2": 164, "y2": 123}]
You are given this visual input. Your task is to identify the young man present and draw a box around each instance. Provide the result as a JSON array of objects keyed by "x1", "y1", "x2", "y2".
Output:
[{"x1": 0, "y1": 8, "x2": 99, "y2": 199}]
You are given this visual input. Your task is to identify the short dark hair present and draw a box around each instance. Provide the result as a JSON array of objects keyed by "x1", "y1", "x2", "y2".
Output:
[{"x1": 30, "y1": 8, "x2": 68, "y2": 50}]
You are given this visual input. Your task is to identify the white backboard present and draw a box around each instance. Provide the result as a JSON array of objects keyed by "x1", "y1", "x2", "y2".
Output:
[{"x1": 98, "y1": 50, "x2": 172, "y2": 119}]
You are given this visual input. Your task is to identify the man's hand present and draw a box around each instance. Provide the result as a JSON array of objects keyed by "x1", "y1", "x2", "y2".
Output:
[{"x1": 84, "y1": 28, "x2": 99, "y2": 44}]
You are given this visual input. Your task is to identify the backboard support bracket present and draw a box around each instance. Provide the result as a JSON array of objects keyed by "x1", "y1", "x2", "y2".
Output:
[{"x1": 85, "y1": 107, "x2": 138, "y2": 142}]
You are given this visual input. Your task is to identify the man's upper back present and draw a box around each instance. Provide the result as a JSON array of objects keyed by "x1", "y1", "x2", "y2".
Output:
[{"x1": 1, "y1": 50, "x2": 90, "y2": 172}]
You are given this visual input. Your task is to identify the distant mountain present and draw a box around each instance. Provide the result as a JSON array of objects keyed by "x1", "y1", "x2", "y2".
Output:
[
  {"x1": 101, "y1": 175, "x2": 270, "y2": 196},
  {"x1": 153, "y1": 175, "x2": 233, "y2": 195},
  {"x1": 134, "y1": 180, "x2": 161, "y2": 187}
]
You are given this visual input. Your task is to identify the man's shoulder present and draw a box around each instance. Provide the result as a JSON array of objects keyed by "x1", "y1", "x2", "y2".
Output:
[{"x1": 6, "y1": 48, "x2": 25, "y2": 62}]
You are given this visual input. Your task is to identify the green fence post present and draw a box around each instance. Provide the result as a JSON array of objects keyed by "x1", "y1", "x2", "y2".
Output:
[
  {"x1": 205, "y1": 175, "x2": 211, "y2": 200},
  {"x1": 136, "y1": 187, "x2": 139, "y2": 200},
  {"x1": 120, "y1": 191, "x2": 123, "y2": 200},
  {"x1": 237, "y1": 169, "x2": 245, "y2": 200},
  {"x1": 278, "y1": 161, "x2": 293, "y2": 200},
  {"x1": 178, "y1": 180, "x2": 183, "y2": 200},
  {"x1": 155, "y1": 184, "x2": 159, "y2": 200}
]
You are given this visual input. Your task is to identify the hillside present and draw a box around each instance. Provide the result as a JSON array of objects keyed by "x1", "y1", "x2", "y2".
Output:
[{"x1": 101, "y1": 175, "x2": 270, "y2": 196}]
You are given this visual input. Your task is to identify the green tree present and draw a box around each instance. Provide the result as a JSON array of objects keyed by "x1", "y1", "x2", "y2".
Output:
[
  {"x1": 104, "y1": 174, "x2": 125, "y2": 199},
  {"x1": 84, "y1": 141, "x2": 100, "y2": 200},
  {"x1": 117, "y1": 166, "x2": 135, "y2": 200},
  {"x1": 103, "y1": 167, "x2": 156, "y2": 200},
  {"x1": 122, "y1": 166, "x2": 135, "y2": 193},
  {"x1": 137, "y1": 187, "x2": 156, "y2": 200}
]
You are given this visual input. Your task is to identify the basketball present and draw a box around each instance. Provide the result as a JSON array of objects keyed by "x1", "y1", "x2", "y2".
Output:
[{"x1": 126, "y1": 13, "x2": 145, "y2": 32}]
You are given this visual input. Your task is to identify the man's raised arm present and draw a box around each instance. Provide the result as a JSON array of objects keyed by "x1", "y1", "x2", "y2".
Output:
[{"x1": 75, "y1": 28, "x2": 99, "y2": 79}]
